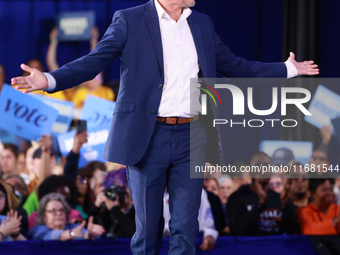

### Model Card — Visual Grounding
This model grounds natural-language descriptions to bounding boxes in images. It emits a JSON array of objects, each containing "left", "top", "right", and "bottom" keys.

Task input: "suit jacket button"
[
  {"left": 151, "top": 110, "right": 156, "bottom": 115},
  {"left": 158, "top": 84, "right": 163, "bottom": 89}
]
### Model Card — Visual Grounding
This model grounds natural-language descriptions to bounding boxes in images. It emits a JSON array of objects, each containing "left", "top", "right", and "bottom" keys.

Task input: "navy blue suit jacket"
[{"left": 50, "top": 0, "right": 286, "bottom": 166}]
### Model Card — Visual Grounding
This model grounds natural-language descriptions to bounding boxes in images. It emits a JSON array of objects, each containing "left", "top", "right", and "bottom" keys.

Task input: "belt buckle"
[{"left": 163, "top": 117, "right": 167, "bottom": 124}]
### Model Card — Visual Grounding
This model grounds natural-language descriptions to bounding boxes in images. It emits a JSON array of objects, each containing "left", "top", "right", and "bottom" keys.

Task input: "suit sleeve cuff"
[
  {"left": 285, "top": 60, "right": 298, "bottom": 79},
  {"left": 44, "top": 72, "right": 57, "bottom": 91}
]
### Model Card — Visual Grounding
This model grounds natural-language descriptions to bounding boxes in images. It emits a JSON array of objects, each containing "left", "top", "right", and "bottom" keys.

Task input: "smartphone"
[{"left": 76, "top": 120, "right": 87, "bottom": 134}]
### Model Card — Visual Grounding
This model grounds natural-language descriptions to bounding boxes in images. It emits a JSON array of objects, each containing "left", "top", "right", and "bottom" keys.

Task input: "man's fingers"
[
  {"left": 11, "top": 77, "right": 28, "bottom": 85},
  {"left": 22, "top": 88, "right": 39, "bottom": 94},
  {"left": 20, "top": 63, "right": 34, "bottom": 73}
]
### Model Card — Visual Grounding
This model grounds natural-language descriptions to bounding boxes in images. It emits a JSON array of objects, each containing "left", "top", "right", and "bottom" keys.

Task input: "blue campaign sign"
[
  {"left": 57, "top": 125, "right": 110, "bottom": 168},
  {"left": 81, "top": 95, "right": 115, "bottom": 129},
  {"left": 57, "top": 11, "right": 95, "bottom": 41},
  {"left": 0, "top": 86, "right": 58, "bottom": 141},
  {"left": 259, "top": 140, "right": 313, "bottom": 165},
  {"left": 31, "top": 94, "right": 74, "bottom": 135},
  {"left": 304, "top": 85, "right": 340, "bottom": 133}
]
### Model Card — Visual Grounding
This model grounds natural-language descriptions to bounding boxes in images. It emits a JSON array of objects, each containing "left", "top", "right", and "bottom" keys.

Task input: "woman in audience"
[
  {"left": 27, "top": 175, "right": 82, "bottom": 230},
  {"left": 0, "top": 180, "right": 28, "bottom": 237},
  {"left": 298, "top": 178, "right": 340, "bottom": 235},
  {"left": 75, "top": 169, "right": 95, "bottom": 220},
  {"left": 28, "top": 193, "right": 104, "bottom": 240}
]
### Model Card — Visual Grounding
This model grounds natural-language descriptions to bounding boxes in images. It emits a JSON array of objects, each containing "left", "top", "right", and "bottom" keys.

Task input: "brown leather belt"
[{"left": 156, "top": 115, "right": 199, "bottom": 124}]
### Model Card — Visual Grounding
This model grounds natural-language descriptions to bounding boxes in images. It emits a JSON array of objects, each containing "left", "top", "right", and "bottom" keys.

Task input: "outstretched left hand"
[{"left": 287, "top": 52, "right": 319, "bottom": 76}]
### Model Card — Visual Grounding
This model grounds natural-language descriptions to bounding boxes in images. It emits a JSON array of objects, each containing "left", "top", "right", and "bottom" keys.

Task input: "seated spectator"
[
  {"left": 5, "top": 174, "right": 29, "bottom": 206},
  {"left": 89, "top": 170, "right": 135, "bottom": 238},
  {"left": 0, "top": 210, "right": 26, "bottom": 241},
  {"left": 27, "top": 175, "right": 81, "bottom": 229},
  {"left": 0, "top": 180, "right": 28, "bottom": 237},
  {"left": 28, "top": 193, "right": 104, "bottom": 240},
  {"left": 298, "top": 178, "right": 340, "bottom": 235},
  {"left": 163, "top": 189, "right": 218, "bottom": 251},
  {"left": 1, "top": 143, "right": 19, "bottom": 178}
]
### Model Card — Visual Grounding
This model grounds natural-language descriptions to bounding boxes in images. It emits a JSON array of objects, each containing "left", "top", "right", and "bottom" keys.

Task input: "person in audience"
[
  {"left": 269, "top": 175, "right": 284, "bottom": 194},
  {"left": 1, "top": 143, "right": 19, "bottom": 178},
  {"left": 309, "top": 149, "right": 330, "bottom": 170},
  {"left": 25, "top": 145, "right": 39, "bottom": 192},
  {"left": 63, "top": 131, "right": 88, "bottom": 181},
  {"left": 75, "top": 169, "right": 95, "bottom": 220},
  {"left": 298, "top": 178, "right": 340, "bottom": 235},
  {"left": 0, "top": 180, "right": 28, "bottom": 237},
  {"left": 16, "top": 151, "right": 30, "bottom": 185},
  {"left": 90, "top": 171, "right": 108, "bottom": 197},
  {"left": 227, "top": 152, "right": 291, "bottom": 236},
  {"left": 89, "top": 170, "right": 135, "bottom": 238},
  {"left": 334, "top": 178, "right": 340, "bottom": 205},
  {"left": 27, "top": 175, "right": 81, "bottom": 230},
  {"left": 218, "top": 177, "right": 235, "bottom": 233},
  {"left": 163, "top": 189, "right": 218, "bottom": 251},
  {"left": 0, "top": 210, "right": 27, "bottom": 241},
  {"left": 71, "top": 72, "right": 115, "bottom": 108},
  {"left": 271, "top": 147, "right": 295, "bottom": 166},
  {"left": 28, "top": 193, "right": 104, "bottom": 240},
  {"left": 280, "top": 169, "right": 310, "bottom": 235},
  {"left": 204, "top": 178, "right": 219, "bottom": 196},
  {"left": 203, "top": 178, "right": 227, "bottom": 235},
  {"left": 46, "top": 27, "right": 100, "bottom": 100},
  {"left": 5, "top": 174, "right": 29, "bottom": 207}
]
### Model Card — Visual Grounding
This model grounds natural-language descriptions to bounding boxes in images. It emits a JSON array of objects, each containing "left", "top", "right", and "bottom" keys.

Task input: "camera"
[{"left": 104, "top": 184, "right": 126, "bottom": 205}]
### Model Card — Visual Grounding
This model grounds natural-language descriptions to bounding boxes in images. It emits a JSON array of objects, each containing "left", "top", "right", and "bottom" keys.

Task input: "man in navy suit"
[{"left": 12, "top": 0, "right": 319, "bottom": 254}]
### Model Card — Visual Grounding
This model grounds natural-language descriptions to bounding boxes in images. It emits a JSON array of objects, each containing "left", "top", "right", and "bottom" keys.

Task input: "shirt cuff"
[
  {"left": 285, "top": 60, "right": 298, "bottom": 79},
  {"left": 44, "top": 72, "right": 57, "bottom": 91}
]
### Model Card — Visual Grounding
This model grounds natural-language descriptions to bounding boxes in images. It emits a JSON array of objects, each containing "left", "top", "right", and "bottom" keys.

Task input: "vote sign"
[{"left": 0, "top": 86, "right": 58, "bottom": 141}]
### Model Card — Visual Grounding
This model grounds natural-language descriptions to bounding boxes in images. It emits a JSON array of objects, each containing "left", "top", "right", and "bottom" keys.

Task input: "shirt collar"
[{"left": 154, "top": 0, "right": 192, "bottom": 21}]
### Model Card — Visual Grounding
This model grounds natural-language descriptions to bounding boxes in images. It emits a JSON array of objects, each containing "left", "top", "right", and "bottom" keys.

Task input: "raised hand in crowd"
[
  {"left": 46, "top": 27, "right": 59, "bottom": 72},
  {"left": 72, "top": 131, "right": 88, "bottom": 154},
  {"left": 320, "top": 125, "right": 332, "bottom": 146}
]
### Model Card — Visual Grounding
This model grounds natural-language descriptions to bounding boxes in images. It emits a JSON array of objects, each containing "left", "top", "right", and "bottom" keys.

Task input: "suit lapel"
[
  {"left": 144, "top": 0, "right": 164, "bottom": 78},
  {"left": 187, "top": 13, "right": 208, "bottom": 77}
]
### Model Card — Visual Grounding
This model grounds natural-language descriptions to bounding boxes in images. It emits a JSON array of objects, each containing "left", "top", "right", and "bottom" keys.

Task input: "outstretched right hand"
[{"left": 11, "top": 64, "right": 48, "bottom": 93}]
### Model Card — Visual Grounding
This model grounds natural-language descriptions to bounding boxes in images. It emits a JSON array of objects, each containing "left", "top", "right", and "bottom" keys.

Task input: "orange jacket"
[{"left": 298, "top": 202, "right": 340, "bottom": 235}]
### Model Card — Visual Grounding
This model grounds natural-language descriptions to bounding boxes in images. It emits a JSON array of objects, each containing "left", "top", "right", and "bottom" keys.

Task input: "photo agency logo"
[{"left": 198, "top": 81, "right": 312, "bottom": 128}]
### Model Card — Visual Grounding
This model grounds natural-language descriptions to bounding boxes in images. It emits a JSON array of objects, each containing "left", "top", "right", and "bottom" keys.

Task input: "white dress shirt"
[{"left": 45, "top": 0, "right": 298, "bottom": 118}]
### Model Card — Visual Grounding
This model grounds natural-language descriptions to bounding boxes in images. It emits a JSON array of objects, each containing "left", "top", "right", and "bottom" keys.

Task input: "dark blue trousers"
[{"left": 127, "top": 120, "right": 207, "bottom": 255}]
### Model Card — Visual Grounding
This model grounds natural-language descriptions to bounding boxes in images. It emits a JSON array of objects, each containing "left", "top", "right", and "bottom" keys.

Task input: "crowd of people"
[{"left": 0, "top": 124, "right": 339, "bottom": 251}]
